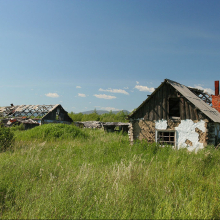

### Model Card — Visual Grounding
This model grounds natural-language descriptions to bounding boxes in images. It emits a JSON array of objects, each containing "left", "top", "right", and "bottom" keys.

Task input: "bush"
[
  {"left": 0, "top": 126, "right": 14, "bottom": 152},
  {"left": 10, "top": 123, "right": 25, "bottom": 131},
  {"left": 15, "top": 123, "right": 88, "bottom": 141}
]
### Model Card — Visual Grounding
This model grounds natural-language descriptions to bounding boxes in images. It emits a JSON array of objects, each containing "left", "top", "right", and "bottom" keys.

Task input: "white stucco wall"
[
  {"left": 155, "top": 119, "right": 167, "bottom": 130},
  {"left": 155, "top": 119, "right": 206, "bottom": 152}
]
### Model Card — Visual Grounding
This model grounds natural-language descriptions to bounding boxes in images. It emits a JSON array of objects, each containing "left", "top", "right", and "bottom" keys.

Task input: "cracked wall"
[
  {"left": 129, "top": 120, "right": 155, "bottom": 143},
  {"left": 129, "top": 119, "right": 208, "bottom": 151}
]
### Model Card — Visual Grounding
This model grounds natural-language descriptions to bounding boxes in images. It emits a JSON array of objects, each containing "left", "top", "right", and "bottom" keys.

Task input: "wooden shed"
[
  {"left": 103, "top": 122, "right": 129, "bottom": 133},
  {"left": 127, "top": 79, "right": 220, "bottom": 151}
]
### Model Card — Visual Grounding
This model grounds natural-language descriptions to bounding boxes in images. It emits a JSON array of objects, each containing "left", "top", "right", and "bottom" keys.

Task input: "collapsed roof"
[
  {"left": 0, "top": 104, "right": 58, "bottom": 118},
  {"left": 0, "top": 104, "right": 73, "bottom": 123}
]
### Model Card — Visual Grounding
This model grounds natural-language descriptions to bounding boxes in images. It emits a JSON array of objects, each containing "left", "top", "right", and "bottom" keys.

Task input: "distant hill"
[{"left": 80, "top": 110, "right": 130, "bottom": 115}]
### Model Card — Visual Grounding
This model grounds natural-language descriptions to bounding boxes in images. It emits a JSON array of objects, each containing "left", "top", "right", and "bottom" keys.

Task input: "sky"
[{"left": 1, "top": 0, "right": 220, "bottom": 113}]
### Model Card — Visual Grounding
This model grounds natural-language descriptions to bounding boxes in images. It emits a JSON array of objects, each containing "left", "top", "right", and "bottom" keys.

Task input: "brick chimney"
[{"left": 212, "top": 80, "right": 220, "bottom": 112}]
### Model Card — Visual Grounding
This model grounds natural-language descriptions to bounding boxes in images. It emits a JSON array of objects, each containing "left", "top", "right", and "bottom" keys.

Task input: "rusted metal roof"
[
  {"left": 0, "top": 104, "right": 60, "bottom": 118},
  {"left": 166, "top": 79, "right": 220, "bottom": 123}
]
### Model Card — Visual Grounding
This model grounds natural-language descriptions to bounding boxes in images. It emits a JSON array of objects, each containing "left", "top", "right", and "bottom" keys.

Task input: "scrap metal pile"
[{"left": 74, "top": 121, "right": 130, "bottom": 133}]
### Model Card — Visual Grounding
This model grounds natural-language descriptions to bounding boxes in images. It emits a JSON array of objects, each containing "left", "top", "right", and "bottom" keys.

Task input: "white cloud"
[
  {"left": 93, "top": 94, "right": 116, "bottom": 99},
  {"left": 76, "top": 86, "right": 81, "bottom": 89},
  {"left": 45, "top": 93, "right": 59, "bottom": 98},
  {"left": 101, "top": 107, "right": 120, "bottom": 111},
  {"left": 124, "top": 87, "right": 129, "bottom": 89},
  {"left": 99, "top": 88, "right": 129, "bottom": 95},
  {"left": 136, "top": 81, "right": 139, "bottom": 84},
  {"left": 78, "top": 93, "right": 86, "bottom": 97},
  {"left": 134, "top": 85, "right": 155, "bottom": 92},
  {"left": 194, "top": 85, "right": 214, "bottom": 95}
]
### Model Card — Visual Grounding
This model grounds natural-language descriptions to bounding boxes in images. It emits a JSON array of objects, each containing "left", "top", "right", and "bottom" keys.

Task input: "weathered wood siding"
[
  {"left": 132, "top": 82, "right": 206, "bottom": 121},
  {"left": 43, "top": 106, "right": 73, "bottom": 122}
]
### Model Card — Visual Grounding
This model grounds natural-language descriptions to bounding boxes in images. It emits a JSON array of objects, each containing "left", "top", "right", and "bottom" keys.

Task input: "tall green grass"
[
  {"left": 1, "top": 126, "right": 220, "bottom": 218},
  {"left": 14, "top": 123, "right": 88, "bottom": 141}
]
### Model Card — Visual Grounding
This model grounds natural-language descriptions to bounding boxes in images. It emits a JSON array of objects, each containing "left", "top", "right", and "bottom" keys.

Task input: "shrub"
[
  {"left": 15, "top": 123, "right": 88, "bottom": 141},
  {"left": 10, "top": 123, "right": 25, "bottom": 131},
  {"left": 0, "top": 126, "right": 14, "bottom": 152}
]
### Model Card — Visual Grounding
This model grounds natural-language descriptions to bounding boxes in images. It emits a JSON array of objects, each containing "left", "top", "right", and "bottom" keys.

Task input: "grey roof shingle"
[{"left": 167, "top": 79, "right": 220, "bottom": 123}]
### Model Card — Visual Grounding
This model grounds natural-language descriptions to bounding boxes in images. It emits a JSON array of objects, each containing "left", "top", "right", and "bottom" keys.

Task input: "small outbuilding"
[
  {"left": 127, "top": 79, "right": 220, "bottom": 151},
  {"left": 0, "top": 104, "right": 73, "bottom": 129},
  {"left": 103, "top": 122, "right": 129, "bottom": 133}
]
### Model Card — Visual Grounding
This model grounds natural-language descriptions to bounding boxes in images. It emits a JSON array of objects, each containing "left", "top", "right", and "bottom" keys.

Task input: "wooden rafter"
[{"left": 188, "top": 87, "right": 212, "bottom": 105}]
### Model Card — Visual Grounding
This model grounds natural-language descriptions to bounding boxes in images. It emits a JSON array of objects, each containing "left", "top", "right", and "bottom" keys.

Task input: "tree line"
[{"left": 68, "top": 110, "right": 129, "bottom": 122}]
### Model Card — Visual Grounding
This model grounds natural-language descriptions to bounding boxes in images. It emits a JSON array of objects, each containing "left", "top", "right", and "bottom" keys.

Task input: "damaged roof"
[
  {"left": 0, "top": 104, "right": 60, "bottom": 118},
  {"left": 129, "top": 79, "right": 220, "bottom": 123}
]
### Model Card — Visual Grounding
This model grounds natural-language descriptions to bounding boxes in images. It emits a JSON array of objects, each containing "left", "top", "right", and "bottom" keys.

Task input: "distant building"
[{"left": 0, "top": 104, "right": 73, "bottom": 129}]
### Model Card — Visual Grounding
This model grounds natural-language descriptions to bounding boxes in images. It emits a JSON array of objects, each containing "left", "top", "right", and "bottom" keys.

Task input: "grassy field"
[{"left": 1, "top": 124, "right": 220, "bottom": 219}]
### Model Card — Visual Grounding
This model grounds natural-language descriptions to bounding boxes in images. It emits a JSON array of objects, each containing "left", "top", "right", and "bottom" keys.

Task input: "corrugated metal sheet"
[{"left": 167, "top": 79, "right": 220, "bottom": 123}]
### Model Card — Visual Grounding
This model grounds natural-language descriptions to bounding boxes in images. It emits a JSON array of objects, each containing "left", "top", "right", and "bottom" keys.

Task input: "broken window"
[
  {"left": 169, "top": 98, "right": 180, "bottom": 118},
  {"left": 156, "top": 130, "right": 175, "bottom": 146}
]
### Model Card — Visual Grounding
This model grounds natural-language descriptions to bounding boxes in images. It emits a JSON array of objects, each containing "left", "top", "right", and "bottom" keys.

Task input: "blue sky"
[{"left": 1, "top": 0, "right": 220, "bottom": 113}]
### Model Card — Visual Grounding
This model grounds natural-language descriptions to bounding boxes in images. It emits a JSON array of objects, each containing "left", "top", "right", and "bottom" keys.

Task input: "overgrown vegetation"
[
  {"left": 69, "top": 110, "right": 129, "bottom": 122},
  {"left": 15, "top": 123, "right": 88, "bottom": 141},
  {"left": 1, "top": 125, "right": 220, "bottom": 218},
  {"left": 0, "top": 126, "right": 14, "bottom": 152}
]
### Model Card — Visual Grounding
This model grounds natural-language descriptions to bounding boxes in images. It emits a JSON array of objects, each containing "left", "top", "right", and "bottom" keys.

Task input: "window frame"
[{"left": 155, "top": 129, "right": 176, "bottom": 147}]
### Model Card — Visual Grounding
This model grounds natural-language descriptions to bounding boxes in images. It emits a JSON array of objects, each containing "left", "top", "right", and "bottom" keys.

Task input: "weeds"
[
  {"left": 15, "top": 123, "right": 88, "bottom": 142},
  {"left": 0, "top": 126, "right": 14, "bottom": 152},
  {"left": 0, "top": 128, "right": 220, "bottom": 218}
]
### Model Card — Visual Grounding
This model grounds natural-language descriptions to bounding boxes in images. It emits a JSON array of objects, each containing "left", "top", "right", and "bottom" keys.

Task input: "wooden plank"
[
  {"left": 159, "top": 88, "right": 163, "bottom": 120},
  {"left": 185, "top": 100, "right": 190, "bottom": 119},
  {"left": 149, "top": 104, "right": 154, "bottom": 121},
  {"left": 157, "top": 89, "right": 160, "bottom": 120},
  {"left": 144, "top": 103, "right": 149, "bottom": 120},
  {"left": 162, "top": 83, "right": 167, "bottom": 119},
  {"left": 189, "top": 103, "right": 195, "bottom": 120},
  {"left": 154, "top": 91, "right": 158, "bottom": 120},
  {"left": 194, "top": 108, "right": 199, "bottom": 120},
  {"left": 180, "top": 98, "right": 185, "bottom": 120}
]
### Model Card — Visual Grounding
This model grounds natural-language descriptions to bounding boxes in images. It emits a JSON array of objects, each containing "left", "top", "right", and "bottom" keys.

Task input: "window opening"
[
  {"left": 169, "top": 98, "right": 180, "bottom": 118},
  {"left": 56, "top": 108, "right": 60, "bottom": 120},
  {"left": 157, "top": 131, "right": 175, "bottom": 146}
]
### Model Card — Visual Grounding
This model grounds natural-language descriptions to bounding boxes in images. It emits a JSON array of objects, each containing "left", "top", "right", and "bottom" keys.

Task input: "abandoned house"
[
  {"left": 0, "top": 104, "right": 73, "bottom": 129},
  {"left": 127, "top": 79, "right": 220, "bottom": 151}
]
